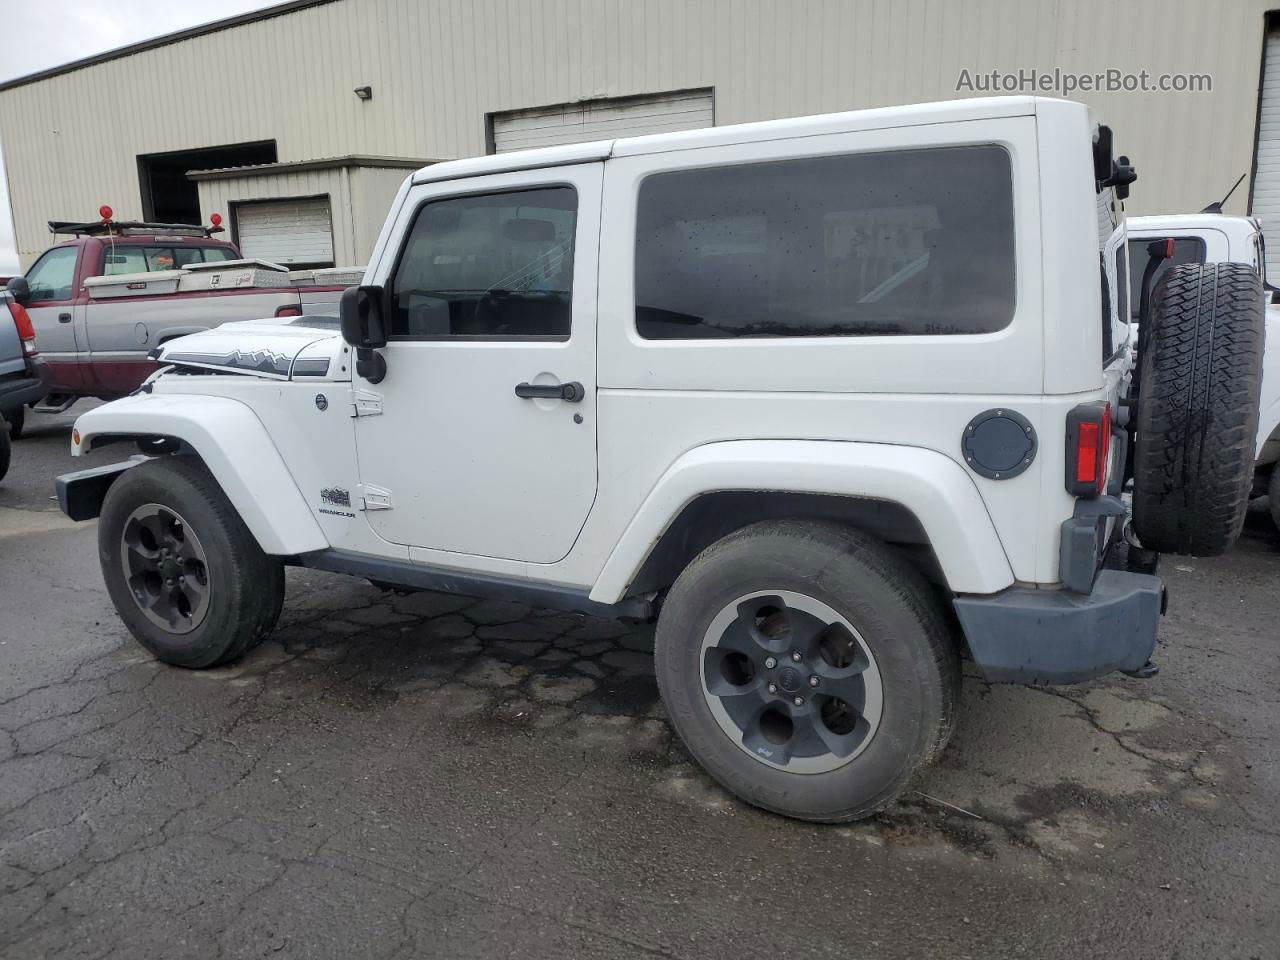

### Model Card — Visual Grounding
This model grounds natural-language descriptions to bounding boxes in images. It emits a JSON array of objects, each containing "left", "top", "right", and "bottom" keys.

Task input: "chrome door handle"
[{"left": 514, "top": 381, "right": 584, "bottom": 402}]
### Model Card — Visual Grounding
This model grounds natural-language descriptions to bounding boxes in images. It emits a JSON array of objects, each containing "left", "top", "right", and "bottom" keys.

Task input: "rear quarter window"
[{"left": 634, "top": 144, "right": 1016, "bottom": 339}]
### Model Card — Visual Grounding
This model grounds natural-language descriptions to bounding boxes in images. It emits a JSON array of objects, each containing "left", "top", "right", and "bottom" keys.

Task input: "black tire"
[
  {"left": 1270, "top": 466, "right": 1280, "bottom": 535},
  {"left": 99, "top": 455, "right": 284, "bottom": 668},
  {"left": 0, "top": 425, "right": 10, "bottom": 482},
  {"left": 654, "top": 519, "right": 960, "bottom": 823},
  {"left": 1132, "top": 262, "right": 1265, "bottom": 556},
  {"left": 5, "top": 405, "right": 24, "bottom": 440}
]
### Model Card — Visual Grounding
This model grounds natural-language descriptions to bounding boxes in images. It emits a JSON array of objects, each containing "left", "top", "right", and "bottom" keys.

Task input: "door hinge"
[
  {"left": 358, "top": 483, "right": 392, "bottom": 511},
  {"left": 349, "top": 389, "right": 383, "bottom": 417}
]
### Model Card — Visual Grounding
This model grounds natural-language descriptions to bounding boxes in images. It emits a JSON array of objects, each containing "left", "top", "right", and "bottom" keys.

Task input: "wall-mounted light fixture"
[{"left": 354, "top": 85, "right": 373, "bottom": 101}]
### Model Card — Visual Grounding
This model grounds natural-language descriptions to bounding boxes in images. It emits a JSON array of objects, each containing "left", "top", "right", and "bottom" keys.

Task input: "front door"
[
  {"left": 352, "top": 164, "right": 602, "bottom": 564},
  {"left": 21, "top": 245, "right": 86, "bottom": 390}
]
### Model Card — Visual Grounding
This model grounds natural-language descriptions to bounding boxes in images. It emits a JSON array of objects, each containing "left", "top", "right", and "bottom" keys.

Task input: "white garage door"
[
  {"left": 492, "top": 89, "right": 713, "bottom": 153},
  {"left": 235, "top": 197, "right": 334, "bottom": 266},
  {"left": 1253, "top": 27, "right": 1280, "bottom": 283}
]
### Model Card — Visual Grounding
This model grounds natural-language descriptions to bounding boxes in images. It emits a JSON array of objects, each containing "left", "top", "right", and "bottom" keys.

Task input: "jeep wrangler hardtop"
[{"left": 56, "top": 96, "right": 1265, "bottom": 821}]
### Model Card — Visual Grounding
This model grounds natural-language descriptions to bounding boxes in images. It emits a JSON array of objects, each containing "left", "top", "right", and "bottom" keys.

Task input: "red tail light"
[
  {"left": 6, "top": 300, "right": 38, "bottom": 357},
  {"left": 1065, "top": 402, "right": 1111, "bottom": 497},
  {"left": 274, "top": 305, "right": 303, "bottom": 318}
]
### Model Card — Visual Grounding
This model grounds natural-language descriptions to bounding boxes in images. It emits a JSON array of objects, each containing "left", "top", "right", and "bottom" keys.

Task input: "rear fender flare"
[
  {"left": 588, "top": 440, "right": 1015, "bottom": 603},
  {"left": 71, "top": 394, "right": 327, "bottom": 555}
]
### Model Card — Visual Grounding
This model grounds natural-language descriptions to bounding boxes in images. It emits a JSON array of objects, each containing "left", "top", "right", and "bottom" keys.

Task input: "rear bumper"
[
  {"left": 0, "top": 357, "right": 51, "bottom": 411},
  {"left": 953, "top": 570, "right": 1164, "bottom": 685}
]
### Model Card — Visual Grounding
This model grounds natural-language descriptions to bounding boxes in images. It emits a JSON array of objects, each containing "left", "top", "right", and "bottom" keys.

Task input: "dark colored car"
[{"left": 0, "top": 289, "right": 51, "bottom": 478}]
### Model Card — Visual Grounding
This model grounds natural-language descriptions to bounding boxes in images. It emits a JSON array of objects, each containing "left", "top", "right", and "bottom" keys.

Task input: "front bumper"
[
  {"left": 953, "top": 570, "right": 1164, "bottom": 685},
  {"left": 0, "top": 357, "right": 51, "bottom": 411},
  {"left": 56, "top": 459, "right": 138, "bottom": 521}
]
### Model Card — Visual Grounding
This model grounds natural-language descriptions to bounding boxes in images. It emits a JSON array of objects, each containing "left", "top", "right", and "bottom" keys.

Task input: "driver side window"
[
  {"left": 388, "top": 185, "right": 577, "bottom": 339},
  {"left": 25, "top": 245, "right": 79, "bottom": 302}
]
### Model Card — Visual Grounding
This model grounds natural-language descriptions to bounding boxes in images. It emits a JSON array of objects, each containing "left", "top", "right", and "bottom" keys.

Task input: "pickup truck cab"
[
  {"left": 56, "top": 97, "right": 1265, "bottom": 822},
  {"left": 4, "top": 217, "right": 351, "bottom": 410}
]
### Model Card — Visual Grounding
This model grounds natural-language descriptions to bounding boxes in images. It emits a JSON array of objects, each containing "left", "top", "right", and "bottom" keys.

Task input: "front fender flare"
[
  {"left": 588, "top": 440, "right": 1015, "bottom": 603},
  {"left": 71, "top": 394, "right": 328, "bottom": 556}
]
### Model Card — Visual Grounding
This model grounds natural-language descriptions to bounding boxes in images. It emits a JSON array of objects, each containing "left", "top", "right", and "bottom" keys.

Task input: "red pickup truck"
[{"left": 4, "top": 216, "right": 354, "bottom": 413}]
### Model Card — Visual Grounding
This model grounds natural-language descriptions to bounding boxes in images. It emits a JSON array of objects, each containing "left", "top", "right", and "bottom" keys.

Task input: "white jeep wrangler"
[{"left": 56, "top": 97, "right": 1265, "bottom": 822}]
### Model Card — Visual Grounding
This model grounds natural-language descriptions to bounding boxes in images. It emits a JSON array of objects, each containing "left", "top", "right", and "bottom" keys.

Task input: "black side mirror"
[
  {"left": 5, "top": 276, "right": 30, "bottom": 305},
  {"left": 340, "top": 284, "right": 388, "bottom": 348},
  {"left": 339, "top": 284, "right": 388, "bottom": 384}
]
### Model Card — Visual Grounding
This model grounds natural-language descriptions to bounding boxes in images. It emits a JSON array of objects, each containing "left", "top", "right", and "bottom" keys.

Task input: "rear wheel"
[
  {"left": 0, "top": 425, "right": 10, "bottom": 482},
  {"left": 655, "top": 519, "right": 959, "bottom": 822},
  {"left": 99, "top": 456, "right": 284, "bottom": 668},
  {"left": 5, "top": 406, "right": 24, "bottom": 440},
  {"left": 1132, "top": 262, "right": 1265, "bottom": 555}
]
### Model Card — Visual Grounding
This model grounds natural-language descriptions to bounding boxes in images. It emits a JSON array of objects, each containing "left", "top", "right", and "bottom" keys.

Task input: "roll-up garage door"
[
  {"left": 491, "top": 89, "right": 713, "bottom": 153},
  {"left": 235, "top": 197, "right": 334, "bottom": 267},
  {"left": 1253, "top": 27, "right": 1280, "bottom": 283}
]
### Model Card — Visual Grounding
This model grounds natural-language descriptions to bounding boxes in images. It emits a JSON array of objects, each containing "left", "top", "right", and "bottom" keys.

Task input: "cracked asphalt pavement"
[{"left": 2, "top": 407, "right": 1278, "bottom": 959}]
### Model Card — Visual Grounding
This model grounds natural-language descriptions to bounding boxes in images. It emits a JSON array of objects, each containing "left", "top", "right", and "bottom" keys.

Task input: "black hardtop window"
[
  {"left": 634, "top": 144, "right": 1016, "bottom": 339},
  {"left": 388, "top": 186, "right": 577, "bottom": 339}
]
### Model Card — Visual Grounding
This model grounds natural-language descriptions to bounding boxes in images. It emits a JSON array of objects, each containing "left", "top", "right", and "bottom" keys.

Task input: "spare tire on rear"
[{"left": 1132, "top": 262, "right": 1265, "bottom": 556}]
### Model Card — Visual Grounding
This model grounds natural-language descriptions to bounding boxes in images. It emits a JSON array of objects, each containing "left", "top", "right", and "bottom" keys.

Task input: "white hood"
[{"left": 154, "top": 316, "right": 348, "bottom": 381}]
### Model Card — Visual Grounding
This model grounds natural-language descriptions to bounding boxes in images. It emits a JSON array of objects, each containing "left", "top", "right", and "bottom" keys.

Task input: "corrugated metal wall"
[
  {"left": 0, "top": 0, "right": 1273, "bottom": 266},
  {"left": 349, "top": 166, "right": 412, "bottom": 263},
  {"left": 195, "top": 168, "right": 356, "bottom": 265}
]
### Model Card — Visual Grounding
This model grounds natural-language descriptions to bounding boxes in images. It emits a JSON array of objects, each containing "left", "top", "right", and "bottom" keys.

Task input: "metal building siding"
[
  {"left": 196, "top": 168, "right": 356, "bottom": 266},
  {"left": 349, "top": 166, "right": 411, "bottom": 265},
  {"left": 1253, "top": 27, "right": 1280, "bottom": 280},
  {"left": 0, "top": 0, "right": 1275, "bottom": 266},
  {"left": 491, "top": 89, "right": 714, "bottom": 152}
]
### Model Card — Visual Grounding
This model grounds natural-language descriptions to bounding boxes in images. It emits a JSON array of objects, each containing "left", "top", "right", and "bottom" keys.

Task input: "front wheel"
[
  {"left": 99, "top": 456, "right": 284, "bottom": 668},
  {"left": 655, "top": 520, "right": 960, "bottom": 822}
]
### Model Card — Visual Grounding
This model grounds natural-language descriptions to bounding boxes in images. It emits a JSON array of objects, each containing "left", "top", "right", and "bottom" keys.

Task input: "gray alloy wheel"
[
  {"left": 699, "top": 590, "right": 884, "bottom": 775},
  {"left": 118, "top": 502, "right": 212, "bottom": 634}
]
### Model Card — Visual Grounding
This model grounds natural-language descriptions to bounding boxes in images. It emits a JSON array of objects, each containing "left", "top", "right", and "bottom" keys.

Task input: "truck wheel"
[
  {"left": 654, "top": 519, "right": 960, "bottom": 822},
  {"left": 5, "top": 406, "right": 24, "bottom": 440},
  {"left": 0, "top": 426, "right": 10, "bottom": 482},
  {"left": 99, "top": 456, "right": 284, "bottom": 668},
  {"left": 1132, "top": 263, "right": 1265, "bottom": 556},
  {"left": 1270, "top": 467, "right": 1280, "bottom": 535}
]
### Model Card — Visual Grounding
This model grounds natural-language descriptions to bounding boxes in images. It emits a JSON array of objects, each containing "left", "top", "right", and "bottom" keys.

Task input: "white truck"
[
  {"left": 1127, "top": 213, "right": 1280, "bottom": 531},
  {"left": 55, "top": 97, "right": 1266, "bottom": 822}
]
